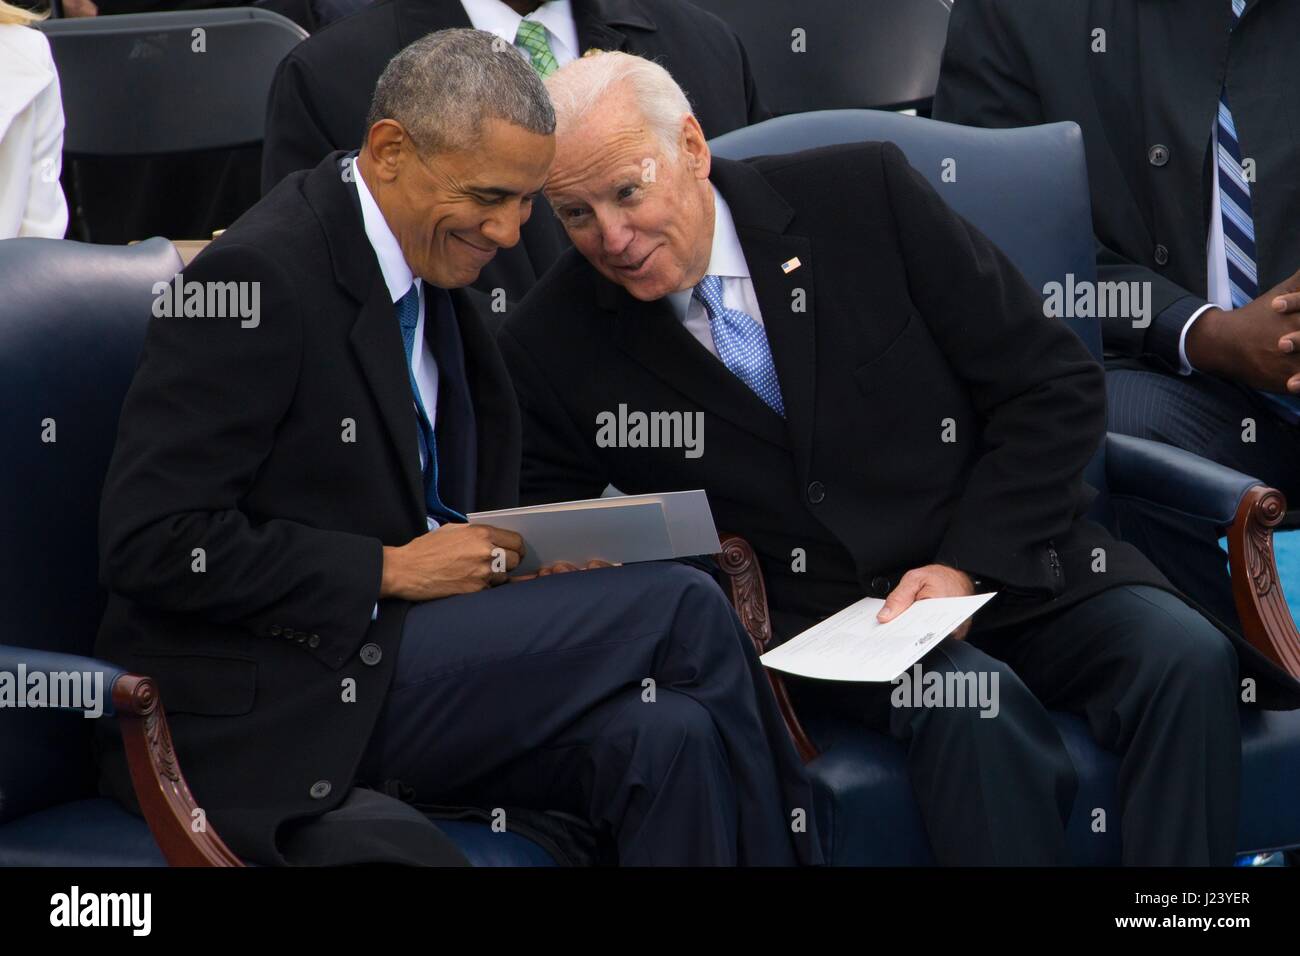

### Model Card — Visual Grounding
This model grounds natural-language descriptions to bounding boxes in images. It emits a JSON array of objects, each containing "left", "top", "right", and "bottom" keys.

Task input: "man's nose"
[
  {"left": 596, "top": 211, "right": 634, "bottom": 258},
  {"left": 480, "top": 203, "right": 524, "bottom": 249}
]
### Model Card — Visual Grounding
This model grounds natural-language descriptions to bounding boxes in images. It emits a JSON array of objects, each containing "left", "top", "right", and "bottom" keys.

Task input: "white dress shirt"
[
  {"left": 667, "top": 185, "right": 765, "bottom": 358},
  {"left": 1177, "top": 123, "right": 1236, "bottom": 375},
  {"left": 354, "top": 163, "right": 442, "bottom": 534},
  {"left": 459, "top": 0, "right": 581, "bottom": 67}
]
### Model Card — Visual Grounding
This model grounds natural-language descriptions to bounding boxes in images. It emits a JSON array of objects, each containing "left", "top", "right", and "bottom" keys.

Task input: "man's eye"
[
  {"left": 617, "top": 185, "right": 638, "bottom": 201},
  {"left": 563, "top": 207, "right": 589, "bottom": 221}
]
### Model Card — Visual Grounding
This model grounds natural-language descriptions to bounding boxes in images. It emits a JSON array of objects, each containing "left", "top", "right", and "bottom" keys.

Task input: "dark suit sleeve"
[
  {"left": 99, "top": 242, "right": 382, "bottom": 668},
  {"left": 497, "top": 325, "right": 611, "bottom": 506},
  {"left": 933, "top": 0, "right": 1208, "bottom": 369},
  {"left": 878, "top": 142, "right": 1105, "bottom": 596},
  {"left": 261, "top": 51, "right": 338, "bottom": 196}
]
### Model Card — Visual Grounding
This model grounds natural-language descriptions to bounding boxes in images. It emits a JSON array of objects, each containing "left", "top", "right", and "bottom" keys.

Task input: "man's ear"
[
  {"left": 363, "top": 119, "right": 409, "bottom": 183},
  {"left": 680, "top": 114, "right": 711, "bottom": 180}
]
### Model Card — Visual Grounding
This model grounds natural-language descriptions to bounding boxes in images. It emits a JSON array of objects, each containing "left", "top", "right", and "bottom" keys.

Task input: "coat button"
[
  {"left": 308, "top": 634, "right": 321, "bottom": 649},
  {"left": 269, "top": 625, "right": 282, "bottom": 637},
  {"left": 360, "top": 643, "right": 382, "bottom": 666},
  {"left": 807, "top": 481, "right": 826, "bottom": 504},
  {"left": 309, "top": 780, "right": 331, "bottom": 799},
  {"left": 1147, "top": 144, "right": 1169, "bottom": 166},
  {"left": 1154, "top": 244, "right": 1169, "bottom": 266},
  {"left": 871, "top": 576, "right": 891, "bottom": 597}
]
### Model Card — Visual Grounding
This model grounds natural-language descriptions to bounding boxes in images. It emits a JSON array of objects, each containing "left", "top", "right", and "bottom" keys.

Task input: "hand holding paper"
[{"left": 760, "top": 593, "right": 997, "bottom": 683}]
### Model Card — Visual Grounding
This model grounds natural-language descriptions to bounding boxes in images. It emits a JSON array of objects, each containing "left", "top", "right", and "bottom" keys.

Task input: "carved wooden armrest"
[
  {"left": 1226, "top": 487, "right": 1300, "bottom": 678},
  {"left": 114, "top": 674, "right": 244, "bottom": 866},
  {"left": 715, "top": 533, "right": 819, "bottom": 763}
]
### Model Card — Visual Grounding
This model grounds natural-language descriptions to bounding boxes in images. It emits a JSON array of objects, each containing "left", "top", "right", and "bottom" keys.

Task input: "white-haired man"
[{"left": 499, "top": 51, "right": 1300, "bottom": 865}]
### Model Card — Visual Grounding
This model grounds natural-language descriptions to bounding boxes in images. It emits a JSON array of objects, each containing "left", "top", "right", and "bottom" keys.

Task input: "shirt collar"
[
  {"left": 459, "top": 0, "right": 580, "bottom": 61},
  {"left": 667, "top": 184, "right": 749, "bottom": 320},
  {"left": 354, "top": 159, "right": 418, "bottom": 304}
]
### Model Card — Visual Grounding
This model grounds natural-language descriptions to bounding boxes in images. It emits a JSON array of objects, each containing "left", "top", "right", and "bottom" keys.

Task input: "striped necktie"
[
  {"left": 515, "top": 20, "right": 559, "bottom": 78},
  {"left": 1219, "top": 1, "right": 1300, "bottom": 422},
  {"left": 1218, "top": 0, "right": 1256, "bottom": 308},
  {"left": 694, "top": 274, "right": 786, "bottom": 417}
]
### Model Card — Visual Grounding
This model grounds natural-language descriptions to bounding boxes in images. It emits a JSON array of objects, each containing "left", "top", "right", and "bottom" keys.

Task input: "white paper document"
[
  {"left": 467, "top": 489, "right": 722, "bottom": 574},
  {"left": 760, "top": 593, "right": 998, "bottom": 682}
]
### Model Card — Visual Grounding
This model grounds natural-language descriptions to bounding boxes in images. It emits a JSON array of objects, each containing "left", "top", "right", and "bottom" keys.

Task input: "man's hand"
[
  {"left": 510, "top": 558, "right": 619, "bottom": 583},
  {"left": 63, "top": 0, "right": 98, "bottom": 16},
  {"left": 877, "top": 565, "right": 977, "bottom": 639},
  {"left": 1185, "top": 268, "right": 1300, "bottom": 394},
  {"left": 379, "top": 524, "right": 524, "bottom": 601}
]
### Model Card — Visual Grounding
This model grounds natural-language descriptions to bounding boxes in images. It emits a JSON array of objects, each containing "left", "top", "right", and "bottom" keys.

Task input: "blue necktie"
[
  {"left": 1218, "top": 0, "right": 1256, "bottom": 309},
  {"left": 396, "top": 283, "right": 465, "bottom": 523},
  {"left": 693, "top": 274, "right": 786, "bottom": 417},
  {"left": 1219, "top": 1, "right": 1300, "bottom": 422}
]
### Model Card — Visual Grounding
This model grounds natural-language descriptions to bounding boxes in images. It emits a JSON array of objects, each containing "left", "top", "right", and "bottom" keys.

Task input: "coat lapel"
[
  {"left": 716, "top": 157, "right": 818, "bottom": 474},
  {"left": 350, "top": 283, "right": 427, "bottom": 524},
  {"left": 605, "top": 157, "right": 816, "bottom": 458},
  {"left": 307, "top": 152, "right": 426, "bottom": 528},
  {"left": 609, "top": 288, "right": 788, "bottom": 450}
]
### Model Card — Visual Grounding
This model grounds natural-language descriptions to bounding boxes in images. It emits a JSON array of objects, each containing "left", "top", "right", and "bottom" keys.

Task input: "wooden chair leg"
[
  {"left": 716, "top": 533, "right": 820, "bottom": 763},
  {"left": 1226, "top": 486, "right": 1300, "bottom": 678},
  {"left": 114, "top": 674, "right": 245, "bottom": 866}
]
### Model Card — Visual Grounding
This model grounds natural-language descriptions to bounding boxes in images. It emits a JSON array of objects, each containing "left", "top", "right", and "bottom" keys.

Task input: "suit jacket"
[
  {"left": 932, "top": 0, "right": 1300, "bottom": 372},
  {"left": 260, "top": 0, "right": 769, "bottom": 304},
  {"left": 94, "top": 151, "right": 522, "bottom": 866},
  {"left": 501, "top": 145, "right": 1300, "bottom": 709}
]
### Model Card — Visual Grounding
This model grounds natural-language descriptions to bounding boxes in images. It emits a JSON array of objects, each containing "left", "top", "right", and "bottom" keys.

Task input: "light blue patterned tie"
[
  {"left": 1218, "top": 0, "right": 1257, "bottom": 309},
  {"left": 1219, "top": 1, "right": 1300, "bottom": 422},
  {"left": 694, "top": 274, "right": 785, "bottom": 417},
  {"left": 396, "top": 283, "right": 464, "bottom": 522}
]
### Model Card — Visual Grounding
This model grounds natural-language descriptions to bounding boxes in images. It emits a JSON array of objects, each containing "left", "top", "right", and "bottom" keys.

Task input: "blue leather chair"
[
  {"left": 0, "top": 237, "right": 556, "bottom": 867},
  {"left": 710, "top": 110, "right": 1300, "bottom": 864}
]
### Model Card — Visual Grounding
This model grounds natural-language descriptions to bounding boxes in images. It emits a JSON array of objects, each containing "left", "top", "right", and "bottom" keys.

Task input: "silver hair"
[
  {"left": 365, "top": 28, "right": 556, "bottom": 154},
  {"left": 544, "top": 51, "right": 694, "bottom": 160}
]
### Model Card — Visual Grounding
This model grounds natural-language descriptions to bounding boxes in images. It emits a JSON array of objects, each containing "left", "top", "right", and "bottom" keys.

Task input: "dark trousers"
[
  {"left": 790, "top": 585, "right": 1240, "bottom": 865},
  {"left": 1106, "top": 364, "right": 1300, "bottom": 631},
  {"left": 361, "top": 562, "right": 822, "bottom": 866}
]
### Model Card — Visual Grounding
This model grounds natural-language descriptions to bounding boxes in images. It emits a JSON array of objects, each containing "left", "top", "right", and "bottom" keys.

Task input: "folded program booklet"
[{"left": 467, "top": 489, "right": 723, "bottom": 575}]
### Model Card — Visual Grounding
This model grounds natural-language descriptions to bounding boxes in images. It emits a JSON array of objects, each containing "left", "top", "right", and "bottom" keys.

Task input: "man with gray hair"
[
  {"left": 95, "top": 30, "right": 820, "bottom": 867},
  {"left": 500, "top": 51, "right": 1292, "bottom": 865}
]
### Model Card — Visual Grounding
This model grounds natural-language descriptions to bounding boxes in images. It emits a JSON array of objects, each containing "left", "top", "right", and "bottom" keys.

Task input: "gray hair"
[
  {"left": 365, "top": 28, "right": 556, "bottom": 154},
  {"left": 545, "top": 51, "right": 694, "bottom": 160}
]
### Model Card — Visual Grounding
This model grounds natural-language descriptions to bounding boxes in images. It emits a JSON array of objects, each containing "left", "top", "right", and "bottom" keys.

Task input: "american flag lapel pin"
[{"left": 781, "top": 257, "right": 802, "bottom": 274}]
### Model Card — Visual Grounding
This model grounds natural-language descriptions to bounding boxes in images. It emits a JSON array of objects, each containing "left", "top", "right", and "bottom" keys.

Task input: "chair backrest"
[
  {"left": 690, "top": 0, "right": 953, "bottom": 114},
  {"left": 0, "top": 237, "right": 182, "bottom": 819},
  {"left": 38, "top": 8, "right": 307, "bottom": 156},
  {"left": 708, "top": 109, "right": 1111, "bottom": 514}
]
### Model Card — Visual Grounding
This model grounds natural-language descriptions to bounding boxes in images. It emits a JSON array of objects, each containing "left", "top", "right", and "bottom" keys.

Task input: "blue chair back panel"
[
  {"left": 690, "top": 0, "right": 953, "bottom": 114},
  {"left": 39, "top": 9, "right": 307, "bottom": 156},
  {"left": 0, "top": 237, "right": 182, "bottom": 821}
]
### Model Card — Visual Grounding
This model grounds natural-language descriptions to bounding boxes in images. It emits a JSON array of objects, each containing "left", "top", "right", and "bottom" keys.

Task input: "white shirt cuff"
[{"left": 1177, "top": 303, "right": 1220, "bottom": 375}]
